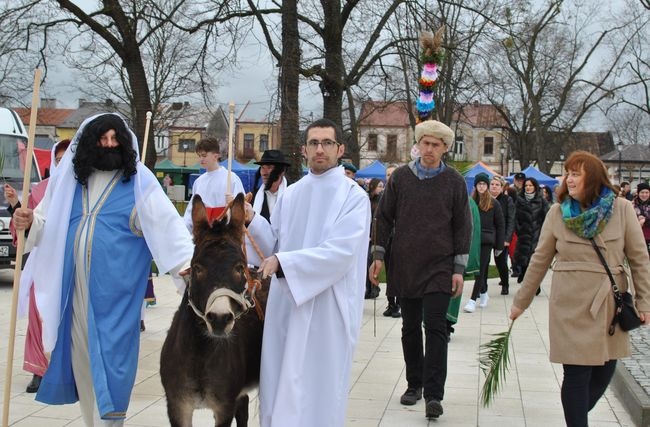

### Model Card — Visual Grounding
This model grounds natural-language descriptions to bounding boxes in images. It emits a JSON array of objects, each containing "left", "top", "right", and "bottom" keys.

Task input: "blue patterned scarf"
[{"left": 561, "top": 187, "right": 615, "bottom": 239}]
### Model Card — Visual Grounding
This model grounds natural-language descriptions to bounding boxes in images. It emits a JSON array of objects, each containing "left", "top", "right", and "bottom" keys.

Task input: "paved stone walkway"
[
  {"left": 0, "top": 272, "right": 643, "bottom": 426},
  {"left": 623, "top": 327, "right": 650, "bottom": 397}
]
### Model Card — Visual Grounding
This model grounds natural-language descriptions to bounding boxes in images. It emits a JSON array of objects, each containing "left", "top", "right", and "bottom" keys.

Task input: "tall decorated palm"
[{"left": 416, "top": 28, "right": 445, "bottom": 123}]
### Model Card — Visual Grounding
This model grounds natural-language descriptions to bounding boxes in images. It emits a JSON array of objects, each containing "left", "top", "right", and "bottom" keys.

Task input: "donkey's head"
[{"left": 188, "top": 193, "right": 249, "bottom": 337}]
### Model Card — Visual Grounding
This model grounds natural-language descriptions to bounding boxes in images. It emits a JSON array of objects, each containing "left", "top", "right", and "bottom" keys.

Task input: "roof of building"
[
  {"left": 600, "top": 143, "right": 650, "bottom": 163},
  {"left": 453, "top": 102, "right": 508, "bottom": 129},
  {"left": 358, "top": 100, "right": 508, "bottom": 129},
  {"left": 14, "top": 107, "right": 75, "bottom": 127},
  {"left": 358, "top": 101, "right": 410, "bottom": 127},
  {"left": 59, "top": 100, "right": 131, "bottom": 128}
]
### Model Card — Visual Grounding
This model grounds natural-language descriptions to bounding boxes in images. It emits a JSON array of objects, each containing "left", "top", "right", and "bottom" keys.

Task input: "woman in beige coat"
[{"left": 510, "top": 151, "right": 650, "bottom": 427}]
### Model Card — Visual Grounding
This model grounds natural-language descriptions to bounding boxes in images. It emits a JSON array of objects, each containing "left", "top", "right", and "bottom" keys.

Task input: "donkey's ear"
[
  {"left": 228, "top": 193, "right": 246, "bottom": 243},
  {"left": 191, "top": 195, "right": 210, "bottom": 243}
]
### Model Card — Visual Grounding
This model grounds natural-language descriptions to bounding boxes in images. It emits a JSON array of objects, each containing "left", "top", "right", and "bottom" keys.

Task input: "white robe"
[
  {"left": 180, "top": 166, "right": 271, "bottom": 265},
  {"left": 248, "top": 166, "right": 370, "bottom": 427},
  {"left": 252, "top": 176, "right": 287, "bottom": 216},
  {"left": 183, "top": 166, "right": 245, "bottom": 231}
]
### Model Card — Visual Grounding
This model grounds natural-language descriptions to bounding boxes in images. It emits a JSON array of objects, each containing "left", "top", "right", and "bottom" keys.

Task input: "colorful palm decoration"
[{"left": 416, "top": 27, "right": 445, "bottom": 123}]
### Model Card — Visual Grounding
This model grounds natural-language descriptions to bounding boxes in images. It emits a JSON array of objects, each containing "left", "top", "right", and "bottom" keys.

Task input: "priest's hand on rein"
[
  {"left": 13, "top": 207, "right": 33, "bottom": 231},
  {"left": 244, "top": 202, "right": 255, "bottom": 224},
  {"left": 259, "top": 255, "right": 279, "bottom": 280},
  {"left": 369, "top": 260, "right": 383, "bottom": 286}
]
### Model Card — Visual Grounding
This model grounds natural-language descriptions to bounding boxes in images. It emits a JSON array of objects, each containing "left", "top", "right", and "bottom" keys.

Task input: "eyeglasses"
[{"left": 305, "top": 139, "right": 339, "bottom": 148}]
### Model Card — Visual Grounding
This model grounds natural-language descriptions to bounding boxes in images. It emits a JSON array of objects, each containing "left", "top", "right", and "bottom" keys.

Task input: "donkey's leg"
[
  {"left": 167, "top": 399, "right": 194, "bottom": 427},
  {"left": 234, "top": 394, "right": 250, "bottom": 427},
  {"left": 214, "top": 403, "right": 236, "bottom": 427}
]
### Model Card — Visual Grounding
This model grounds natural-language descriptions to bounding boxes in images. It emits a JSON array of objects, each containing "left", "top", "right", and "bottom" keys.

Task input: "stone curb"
[{"left": 611, "top": 363, "right": 650, "bottom": 427}]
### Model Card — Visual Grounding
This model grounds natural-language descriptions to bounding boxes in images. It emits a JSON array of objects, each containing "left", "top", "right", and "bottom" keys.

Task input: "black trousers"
[
  {"left": 400, "top": 292, "right": 451, "bottom": 401},
  {"left": 494, "top": 244, "right": 509, "bottom": 288},
  {"left": 470, "top": 244, "right": 492, "bottom": 300},
  {"left": 561, "top": 360, "right": 617, "bottom": 427}
]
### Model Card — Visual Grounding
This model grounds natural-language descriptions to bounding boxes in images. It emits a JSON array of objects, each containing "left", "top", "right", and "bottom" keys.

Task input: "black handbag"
[{"left": 590, "top": 238, "right": 642, "bottom": 335}]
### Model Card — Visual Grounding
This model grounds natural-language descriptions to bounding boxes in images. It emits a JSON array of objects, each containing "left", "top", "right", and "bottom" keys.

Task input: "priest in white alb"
[{"left": 246, "top": 118, "right": 371, "bottom": 427}]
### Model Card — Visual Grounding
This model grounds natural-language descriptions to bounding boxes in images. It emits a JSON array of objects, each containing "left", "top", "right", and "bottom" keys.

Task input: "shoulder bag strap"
[{"left": 589, "top": 237, "right": 622, "bottom": 335}]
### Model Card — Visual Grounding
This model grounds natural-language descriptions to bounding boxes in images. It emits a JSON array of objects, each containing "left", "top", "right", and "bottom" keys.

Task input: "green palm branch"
[{"left": 479, "top": 320, "right": 515, "bottom": 407}]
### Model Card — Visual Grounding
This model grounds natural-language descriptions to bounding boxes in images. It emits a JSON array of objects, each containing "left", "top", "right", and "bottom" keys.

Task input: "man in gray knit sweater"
[{"left": 369, "top": 119, "right": 472, "bottom": 419}]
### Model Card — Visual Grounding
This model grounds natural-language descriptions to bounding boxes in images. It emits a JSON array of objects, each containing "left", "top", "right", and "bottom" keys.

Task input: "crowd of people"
[{"left": 5, "top": 111, "right": 650, "bottom": 427}]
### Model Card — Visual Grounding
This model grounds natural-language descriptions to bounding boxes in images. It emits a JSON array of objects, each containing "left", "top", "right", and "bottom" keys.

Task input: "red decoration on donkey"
[{"left": 160, "top": 193, "right": 269, "bottom": 427}]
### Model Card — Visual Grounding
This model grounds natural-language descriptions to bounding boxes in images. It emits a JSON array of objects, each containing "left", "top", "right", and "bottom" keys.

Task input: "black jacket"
[
  {"left": 477, "top": 197, "right": 505, "bottom": 251},
  {"left": 514, "top": 191, "right": 549, "bottom": 266},
  {"left": 496, "top": 192, "right": 515, "bottom": 242}
]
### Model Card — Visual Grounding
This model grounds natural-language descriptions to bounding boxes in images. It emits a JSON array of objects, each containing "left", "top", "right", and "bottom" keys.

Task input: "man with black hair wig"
[
  {"left": 252, "top": 149, "right": 290, "bottom": 221},
  {"left": 12, "top": 113, "right": 194, "bottom": 425}
]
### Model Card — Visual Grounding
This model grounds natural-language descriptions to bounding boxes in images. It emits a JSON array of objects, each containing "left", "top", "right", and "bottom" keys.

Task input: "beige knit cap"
[{"left": 414, "top": 120, "right": 454, "bottom": 145}]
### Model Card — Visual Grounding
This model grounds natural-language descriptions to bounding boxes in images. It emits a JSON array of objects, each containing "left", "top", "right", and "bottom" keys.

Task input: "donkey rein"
[{"left": 241, "top": 227, "right": 265, "bottom": 321}]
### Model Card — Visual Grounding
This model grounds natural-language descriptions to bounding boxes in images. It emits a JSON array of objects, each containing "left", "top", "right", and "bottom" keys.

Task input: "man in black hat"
[
  {"left": 513, "top": 172, "right": 526, "bottom": 192},
  {"left": 253, "top": 149, "right": 290, "bottom": 221}
]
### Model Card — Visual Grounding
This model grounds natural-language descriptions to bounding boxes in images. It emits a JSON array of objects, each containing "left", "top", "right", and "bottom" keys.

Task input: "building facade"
[{"left": 235, "top": 120, "right": 280, "bottom": 161}]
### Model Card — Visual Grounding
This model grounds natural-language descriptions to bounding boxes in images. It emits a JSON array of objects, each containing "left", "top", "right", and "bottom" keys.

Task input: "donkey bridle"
[{"left": 185, "top": 261, "right": 265, "bottom": 324}]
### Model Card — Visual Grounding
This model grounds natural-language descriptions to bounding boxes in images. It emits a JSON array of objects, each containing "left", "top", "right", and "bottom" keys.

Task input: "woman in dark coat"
[
  {"left": 365, "top": 178, "right": 384, "bottom": 299},
  {"left": 490, "top": 175, "right": 515, "bottom": 295},
  {"left": 463, "top": 173, "right": 504, "bottom": 312},
  {"left": 514, "top": 177, "right": 550, "bottom": 292}
]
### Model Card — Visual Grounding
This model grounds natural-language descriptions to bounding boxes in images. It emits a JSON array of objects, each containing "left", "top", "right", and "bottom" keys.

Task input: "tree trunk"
[
  {"left": 124, "top": 59, "right": 154, "bottom": 169},
  {"left": 320, "top": 0, "right": 344, "bottom": 127},
  {"left": 280, "top": 0, "right": 302, "bottom": 184},
  {"left": 345, "top": 87, "right": 360, "bottom": 166}
]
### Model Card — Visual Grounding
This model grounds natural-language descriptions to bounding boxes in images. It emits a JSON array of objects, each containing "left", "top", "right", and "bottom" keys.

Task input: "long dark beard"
[{"left": 93, "top": 147, "right": 124, "bottom": 171}]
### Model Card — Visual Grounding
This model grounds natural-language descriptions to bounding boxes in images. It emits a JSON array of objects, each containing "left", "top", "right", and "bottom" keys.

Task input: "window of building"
[
  {"left": 484, "top": 136, "right": 494, "bottom": 156},
  {"left": 386, "top": 134, "right": 397, "bottom": 158},
  {"left": 244, "top": 133, "right": 254, "bottom": 149},
  {"left": 367, "top": 133, "right": 378, "bottom": 151},
  {"left": 259, "top": 134, "right": 268, "bottom": 152},
  {"left": 454, "top": 134, "right": 464, "bottom": 155},
  {"left": 243, "top": 133, "right": 255, "bottom": 157},
  {"left": 178, "top": 139, "right": 195, "bottom": 152}
]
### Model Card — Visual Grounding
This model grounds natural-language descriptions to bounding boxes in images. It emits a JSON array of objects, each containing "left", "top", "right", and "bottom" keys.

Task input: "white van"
[{"left": 0, "top": 107, "right": 42, "bottom": 268}]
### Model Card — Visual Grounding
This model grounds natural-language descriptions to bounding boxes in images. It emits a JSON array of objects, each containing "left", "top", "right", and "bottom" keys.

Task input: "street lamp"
[
  {"left": 559, "top": 153, "right": 565, "bottom": 175},
  {"left": 499, "top": 145, "right": 506, "bottom": 175},
  {"left": 182, "top": 141, "right": 189, "bottom": 167},
  {"left": 617, "top": 142, "right": 623, "bottom": 183}
]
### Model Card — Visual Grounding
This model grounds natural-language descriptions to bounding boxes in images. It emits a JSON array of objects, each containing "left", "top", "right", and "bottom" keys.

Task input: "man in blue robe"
[{"left": 13, "top": 113, "right": 194, "bottom": 426}]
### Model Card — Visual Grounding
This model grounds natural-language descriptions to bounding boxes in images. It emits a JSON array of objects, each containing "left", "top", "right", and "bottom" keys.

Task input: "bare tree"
[
  {"left": 248, "top": 0, "right": 407, "bottom": 125},
  {"left": 1, "top": 0, "right": 247, "bottom": 169},
  {"left": 473, "top": 0, "right": 641, "bottom": 173},
  {"left": 279, "top": 0, "right": 302, "bottom": 183},
  {"left": 600, "top": 0, "right": 650, "bottom": 141}
]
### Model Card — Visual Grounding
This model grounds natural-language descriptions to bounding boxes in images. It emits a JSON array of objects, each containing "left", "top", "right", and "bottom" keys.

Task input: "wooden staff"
[
  {"left": 3, "top": 69, "right": 41, "bottom": 427},
  {"left": 227, "top": 101, "right": 235, "bottom": 194},
  {"left": 140, "top": 111, "right": 152, "bottom": 164}
]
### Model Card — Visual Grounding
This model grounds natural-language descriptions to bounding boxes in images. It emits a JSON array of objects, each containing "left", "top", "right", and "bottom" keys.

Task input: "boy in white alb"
[
  {"left": 183, "top": 137, "right": 272, "bottom": 267},
  {"left": 183, "top": 137, "right": 245, "bottom": 231}
]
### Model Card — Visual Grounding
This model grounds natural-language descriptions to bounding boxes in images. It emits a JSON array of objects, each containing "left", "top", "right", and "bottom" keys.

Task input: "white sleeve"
[
  {"left": 245, "top": 213, "right": 276, "bottom": 266},
  {"left": 277, "top": 189, "right": 370, "bottom": 306}
]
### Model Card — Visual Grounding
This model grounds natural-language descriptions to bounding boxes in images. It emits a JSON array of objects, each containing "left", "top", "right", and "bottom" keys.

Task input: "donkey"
[{"left": 160, "top": 193, "right": 268, "bottom": 427}]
